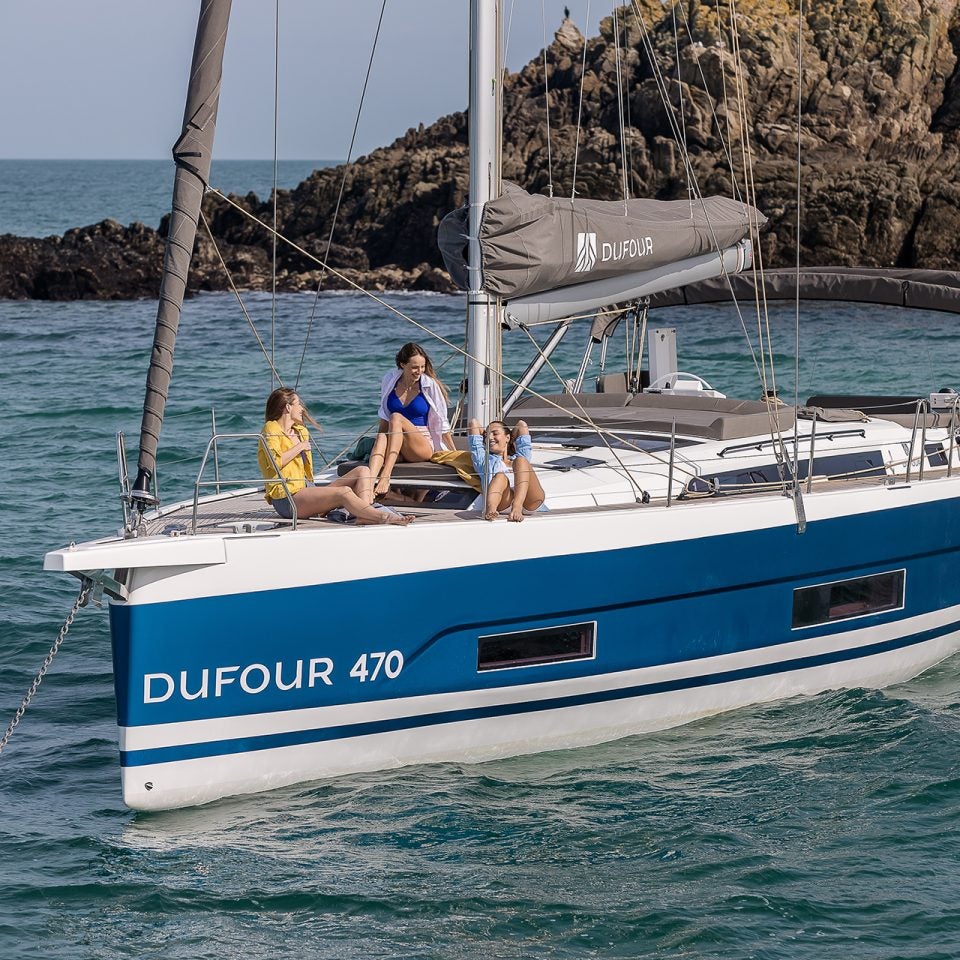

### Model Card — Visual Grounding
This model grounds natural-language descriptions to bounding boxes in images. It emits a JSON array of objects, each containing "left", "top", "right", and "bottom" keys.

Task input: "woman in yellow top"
[{"left": 258, "top": 388, "right": 412, "bottom": 525}]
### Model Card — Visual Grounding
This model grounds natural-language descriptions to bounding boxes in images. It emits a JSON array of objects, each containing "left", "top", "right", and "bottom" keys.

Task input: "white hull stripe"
[{"left": 120, "top": 618, "right": 960, "bottom": 768}]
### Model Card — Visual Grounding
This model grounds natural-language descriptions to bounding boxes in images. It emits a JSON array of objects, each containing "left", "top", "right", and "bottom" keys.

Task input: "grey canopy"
[
  {"left": 649, "top": 266, "right": 960, "bottom": 315},
  {"left": 439, "top": 181, "right": 765, "bottom": 301}
]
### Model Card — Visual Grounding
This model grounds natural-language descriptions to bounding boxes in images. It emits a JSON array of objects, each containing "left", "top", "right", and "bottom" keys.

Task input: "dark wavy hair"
[
  {"left": 395, "top": 342, "right": 449, "bottom": 404},
  {"left": 485, "top": 420, "right": 515, "bottom": 457}
]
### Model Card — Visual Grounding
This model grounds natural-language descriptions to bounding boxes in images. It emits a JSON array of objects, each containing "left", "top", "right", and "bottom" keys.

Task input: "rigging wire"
[
  {"left": 623, "top": 19, "right": 634, "bottom": 187},
  {"left": 208, "top": 187, "right": 703, "bottom": 479},
  {"left": 794, "top": 0, "right": 805, "bottom": 464},
  {"left": 627, "top": 0, "right": 794, "bottom": 499},
  {"left": 271, "top": 0, "right": 280, "bottom": 388},
  {"left": 571, "top": 0, "right": 591, "bottom": 198},
  {"left": 725, "top": 0, "right": 796, "bottom": 498},
  {"left": 292, "top": 0, "right": 387, "bottom": 389},
  {"left": 541, "top": 0, "right": 554, "bottom": 196},
  {"left": 294, "top": 0, "right": 389, "bottom": 392},
  {"left": 727, "top": 1, "right": 778, "bottom": 406},
  {"left": 612, "top": 5, "right": 629, "bottom": 205},
  {"left": 671, "top": 2, "right": 690, "bottom": 207},
  {"left": 674, "top": 1, "right": 742, "bottom": 203},
  {"left": 628, "top": 0, "right": 763, "bottom": 384},
  {"left": 517, "top": 323, "right": 649, "bottom": 500},
  {"left": 504, "top": 0, "right": 517, "bottom": 70},
  {"left": 200, "top": 209, "right": 285, "bottom": 386},
  {"left": 200, "top": 209, "right": 338, "bottom": 462}
]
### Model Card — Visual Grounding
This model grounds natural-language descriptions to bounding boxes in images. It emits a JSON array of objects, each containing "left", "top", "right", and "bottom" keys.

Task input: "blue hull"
[{"left": 110, "top": 497, "right": 960, "bottom": 770}]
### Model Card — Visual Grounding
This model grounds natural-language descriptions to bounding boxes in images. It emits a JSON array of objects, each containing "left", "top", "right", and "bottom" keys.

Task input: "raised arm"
[
  {"left": 511, "top": 420, "right": 532, "bottom": 461},
  {"left": 467, "top": 419, "right": 487, "bottom": 480}
]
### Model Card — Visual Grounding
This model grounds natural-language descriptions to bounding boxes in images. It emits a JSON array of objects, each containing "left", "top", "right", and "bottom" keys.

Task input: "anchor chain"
[{"left": 0, "top": 580, "right": 92, "bottom": 758}]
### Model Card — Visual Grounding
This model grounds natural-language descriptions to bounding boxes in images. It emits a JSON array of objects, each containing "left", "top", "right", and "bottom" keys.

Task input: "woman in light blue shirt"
[{"left": 468, "top": 418, "right": 545, "bottom": 521}]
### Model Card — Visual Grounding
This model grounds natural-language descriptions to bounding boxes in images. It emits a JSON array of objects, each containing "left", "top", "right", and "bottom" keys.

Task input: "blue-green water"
[
  {"left": 0, "top": 159, "right": 336, "bottom": 237},
  {"left": 3, "top": 236, "right": 960, "bottom": 953}
]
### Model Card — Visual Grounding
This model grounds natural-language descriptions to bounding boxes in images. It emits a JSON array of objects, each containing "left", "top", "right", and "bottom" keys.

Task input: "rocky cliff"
[{"left": 4, "top": 0, "right": 960, "bottom": 300}]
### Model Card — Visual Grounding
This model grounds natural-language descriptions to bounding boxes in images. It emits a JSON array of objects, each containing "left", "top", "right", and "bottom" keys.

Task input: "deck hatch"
[
  {"left": 792, "top": 570, "right": 905, "bottom": 629},
  {"left": 477, "top": 621, "right": 596, "bottom": 671}
]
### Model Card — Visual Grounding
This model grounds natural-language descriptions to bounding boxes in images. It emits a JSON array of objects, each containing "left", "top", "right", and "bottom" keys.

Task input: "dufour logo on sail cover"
[
  {"left": 574, "top": 231, "right": 655, "bottom": 272},
  {"left": 575, "top": 231, "right": 598, "bottom": 272}
]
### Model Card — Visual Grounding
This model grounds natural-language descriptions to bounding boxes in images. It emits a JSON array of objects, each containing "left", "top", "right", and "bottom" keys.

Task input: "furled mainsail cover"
[{"left": 438, "top": 181, "right": 765, "bottom": 301}]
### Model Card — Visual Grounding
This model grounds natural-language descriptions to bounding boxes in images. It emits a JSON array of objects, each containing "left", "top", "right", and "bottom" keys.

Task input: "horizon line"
[{"left": 0, "top": 157, "right": 345, "bottom": 164}]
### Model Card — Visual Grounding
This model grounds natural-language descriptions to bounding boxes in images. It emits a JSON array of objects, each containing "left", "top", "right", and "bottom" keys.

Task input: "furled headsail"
[
  {"left": 439, "top": 181, "right": 766, "bottom": 324},
  {"left": 131, "top": 0, "right": 232, "bottom": 507}
]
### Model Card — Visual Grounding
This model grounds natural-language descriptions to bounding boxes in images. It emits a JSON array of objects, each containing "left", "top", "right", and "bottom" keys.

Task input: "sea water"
[
  {"left": 2, "top": 165, "right": 960, "bottom": 959},
  {"left": 0, "top": 159, "right": 335, "bottom": 237}
]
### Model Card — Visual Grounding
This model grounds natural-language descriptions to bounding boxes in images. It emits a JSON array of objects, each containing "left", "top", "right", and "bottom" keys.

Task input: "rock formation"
[{"left": 3, "top": 0, "right": 960, "bottom": 300}]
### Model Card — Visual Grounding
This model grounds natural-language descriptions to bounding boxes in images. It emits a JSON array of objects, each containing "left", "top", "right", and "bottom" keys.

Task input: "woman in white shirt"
[{"left": 369, "top": 342, "right": 454, "bottom": 496}]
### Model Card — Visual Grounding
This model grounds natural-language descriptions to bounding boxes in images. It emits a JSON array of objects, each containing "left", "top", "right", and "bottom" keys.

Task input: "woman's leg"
[
  {"left": 368, "top": 428, "right": 389, "bottom": 485},
  {"left": 483, "top": 473, "right": 512, "bottom": 520},
  {"left": 293, "top": 485, "right": 413, "bottom": 525},
  {"left": 375, "top": 412, "right": 434, "bottom": 496},
  {"left": 329, "top": 465, "right": 373, "bottom": 505},
  {"left": 508, "top": 456, "right": 544, "bottom": 522}
]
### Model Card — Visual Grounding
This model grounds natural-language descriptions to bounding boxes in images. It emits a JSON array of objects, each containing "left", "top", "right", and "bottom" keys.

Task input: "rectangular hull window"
[
  {"left": 792, "top": 570, "right": 905, "bottom": 629},
  {"left": 478, "top": 622, "right": 596, "bottom": 671}
]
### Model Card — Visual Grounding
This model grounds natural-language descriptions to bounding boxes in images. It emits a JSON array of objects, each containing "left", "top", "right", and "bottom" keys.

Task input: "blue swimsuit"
[{"left": 386, "top": 387, "right": 430, "bottom": 426}]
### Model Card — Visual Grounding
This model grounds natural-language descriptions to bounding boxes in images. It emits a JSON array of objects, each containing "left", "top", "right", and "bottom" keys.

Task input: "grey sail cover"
[{"left": 439, "top": 181, "right": 765, "bottom": 301}]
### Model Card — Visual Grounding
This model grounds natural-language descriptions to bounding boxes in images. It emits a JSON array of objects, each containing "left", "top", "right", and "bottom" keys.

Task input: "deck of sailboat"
[
  {"left": 143, "top": 469, "right": 951, "bottom": 539},
  {"left": 135, "top": 388, "right": 957, "bottom": 538},
  {"left": 142, "top": 490, "right": 476, "bottom": 536}
]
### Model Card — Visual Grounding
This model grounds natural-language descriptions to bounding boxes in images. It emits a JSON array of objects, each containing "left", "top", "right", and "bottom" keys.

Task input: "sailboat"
[{"left": 43, "top": 0, "right": 960, "bottom": 811}]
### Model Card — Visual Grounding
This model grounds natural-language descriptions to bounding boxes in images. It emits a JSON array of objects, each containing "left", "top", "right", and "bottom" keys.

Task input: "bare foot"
[
  {"left": 484, "top": 509, "right": 500, "bottom": 521},
  {"left": 385, "top": 513, "right": 414, "bottom": 526},
  {"left": 508, "top": 507, "right": 524, "bottom": 522},
  {"left": 374, "top": 475, "right": 392, "bottom": 497}
]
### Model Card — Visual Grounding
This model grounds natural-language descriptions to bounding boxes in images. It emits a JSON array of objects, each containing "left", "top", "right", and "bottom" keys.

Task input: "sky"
[{"left": 0, "top": 0, "right": 602, "bottom": 160}]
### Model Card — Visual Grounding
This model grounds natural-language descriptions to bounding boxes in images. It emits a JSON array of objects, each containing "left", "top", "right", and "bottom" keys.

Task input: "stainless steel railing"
[{"left": 191, "top": 432, "right": 298, "bottom": 533}]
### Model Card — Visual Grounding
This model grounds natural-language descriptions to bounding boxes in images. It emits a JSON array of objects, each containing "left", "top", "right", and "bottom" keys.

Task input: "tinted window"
[
  {"left": 690, "top": 450, "right": 886, "bottom": 494},
  {"left": 792, "top": 570, "right": 905, "bottom": 628},
  {"left": 534, "top": 431, "right": 696, "bottom": 452},
  {"left": 478, "top": 622, "right": 595, "bottom": 671}
]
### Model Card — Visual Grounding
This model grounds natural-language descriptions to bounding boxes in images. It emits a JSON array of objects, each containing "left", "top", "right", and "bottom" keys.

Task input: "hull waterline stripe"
[{"left": 119, "top": 619, "right": 959, "bottom": 767}]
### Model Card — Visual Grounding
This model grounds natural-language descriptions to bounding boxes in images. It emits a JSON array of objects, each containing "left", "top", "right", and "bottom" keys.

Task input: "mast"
[
  {"left": 466, "top": 0, "right": 503, "bottom": 424},
  {"left": 131, "top": 0, "right": 232, "bottom": 508}
]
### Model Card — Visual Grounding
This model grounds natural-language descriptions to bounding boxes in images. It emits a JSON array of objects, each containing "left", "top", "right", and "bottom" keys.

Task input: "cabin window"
[
  {"left": 477, "top": 622, "right": 596, "bottom": 671},
  {"left": 534, "top": 431, "right": 696, "bottom": 453},
  {"left": 791, "top": 570, "right": 905, "bottom": 629},
  {"left": 688, "top": 450, "right": 886, "bottom": 495}
]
